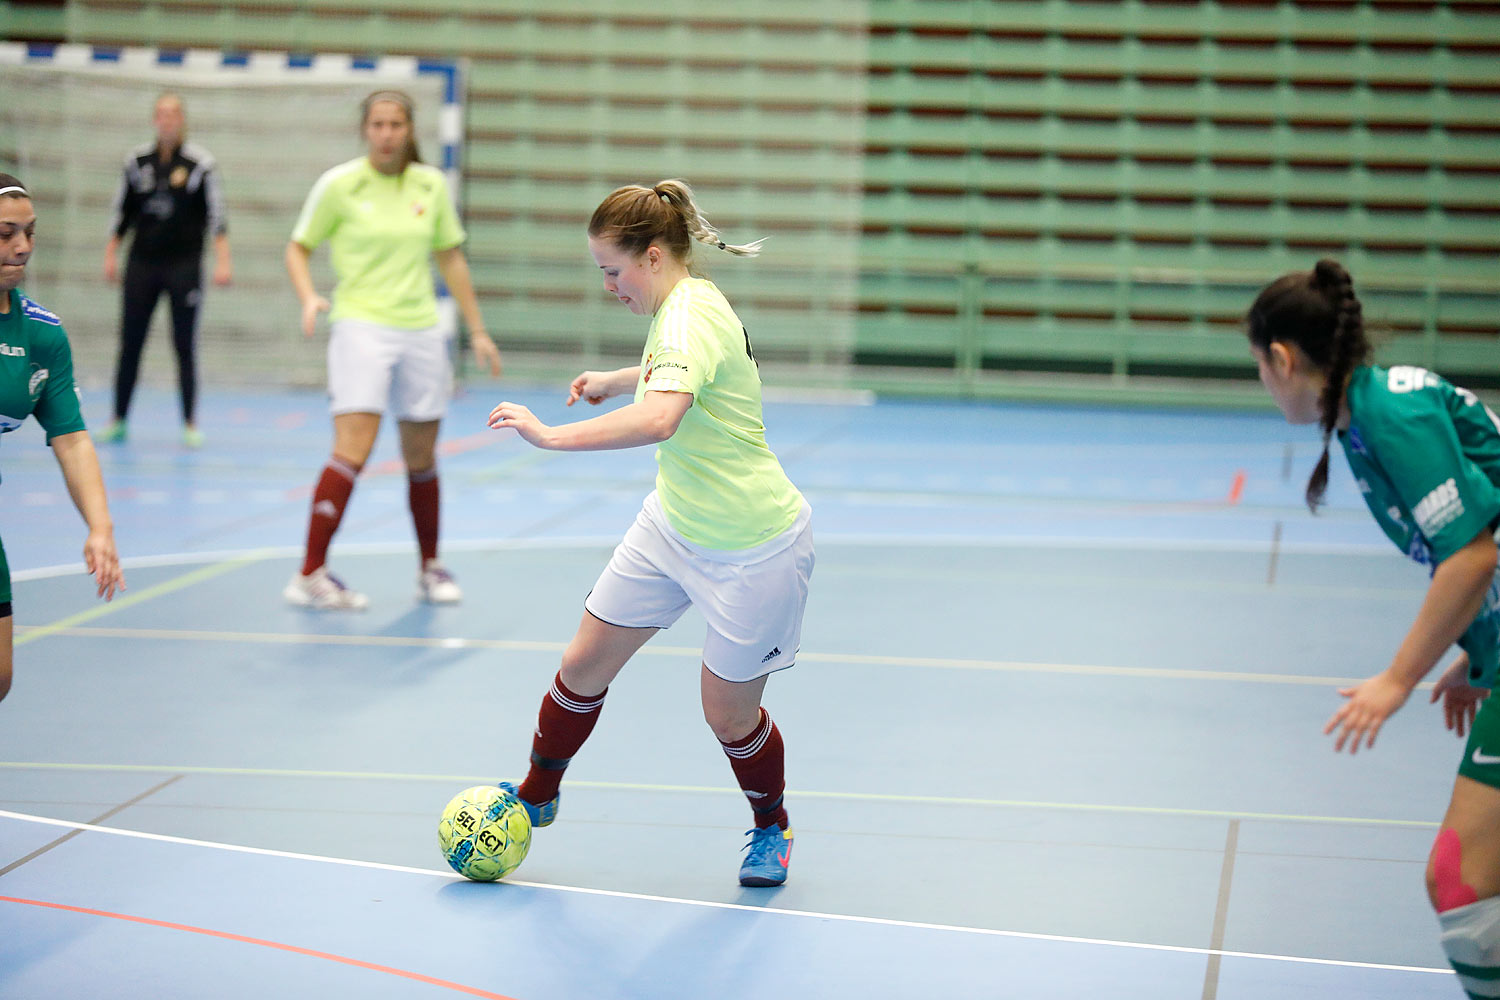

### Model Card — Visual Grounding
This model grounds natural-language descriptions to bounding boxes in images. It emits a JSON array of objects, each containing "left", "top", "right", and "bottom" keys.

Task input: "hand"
[
  {"left": 1325, "top": 670, "right": 1413, "bottom": 753},
  {"left": 83, "top": 529, "right": 125, "bottom": 601},
  {"left": 1430, "top": 652, "right": 1488, "bottom": 739},
  {"left": 567, "top": 371, "right": 617, "bottom": 407},
  {"left": 213, "top": 257, "right": 232, "bottom": 287},
  {"left": 103, "top": 251, "right": 118, "bottom": 284},
  {"left": 487, "top": 401, "right": 551, "bottom": 448},
  {"left": 301, "top": 296, "right": 330, "bottom": 338},
  {"left": 471, "top": 332, "right": 503, "bottom": 377}
]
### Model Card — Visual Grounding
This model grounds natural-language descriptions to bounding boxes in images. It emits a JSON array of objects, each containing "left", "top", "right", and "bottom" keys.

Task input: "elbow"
[
  {"left": 646, "top": 414, "right": 680, "bottom": 443},
  {"left": 1480, "top": 538, "right": 1499, "bottom": 578}
]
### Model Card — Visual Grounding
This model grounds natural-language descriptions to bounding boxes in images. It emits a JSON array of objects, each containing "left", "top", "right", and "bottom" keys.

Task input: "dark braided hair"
[{"left": 1247, "top": 258, "right": 1372, "bottom": 512}]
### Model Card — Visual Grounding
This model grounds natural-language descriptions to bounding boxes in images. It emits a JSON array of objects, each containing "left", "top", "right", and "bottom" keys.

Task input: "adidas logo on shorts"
[{"left": 761, "top": 646, "right": 781, "bottom": 664}]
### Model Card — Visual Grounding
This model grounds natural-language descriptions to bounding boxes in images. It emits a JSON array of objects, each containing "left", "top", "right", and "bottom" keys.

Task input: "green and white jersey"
[
  {"left": 0, "top": 289, "right": 86, "bottom": 454},
  {"left": 1340, "top": 364, "right": 1500, "bottom": 685},
  {"left": 634, "top": 277, "right": 803, "bottom": 551},
  {"left": 291, "top": 157, "right": 465, "bottom": 330}
]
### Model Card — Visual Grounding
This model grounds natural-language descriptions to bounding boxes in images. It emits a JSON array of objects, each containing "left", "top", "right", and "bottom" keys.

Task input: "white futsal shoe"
[
  {"left": 418, "top": 560, "right": 463, "bottom": 604},
  {"left": 284, "top": 566, "right": 369, "bottom": 611}
]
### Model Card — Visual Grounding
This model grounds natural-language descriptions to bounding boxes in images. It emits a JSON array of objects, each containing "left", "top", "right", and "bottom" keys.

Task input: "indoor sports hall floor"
[{"left": 0, "top": 381, "right": 1464, "bottom": 998}]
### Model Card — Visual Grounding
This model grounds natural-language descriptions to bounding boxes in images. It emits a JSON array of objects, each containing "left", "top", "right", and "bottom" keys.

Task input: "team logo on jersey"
[
  {"left": 412, "top": 201, "right": 426, "bottom": 217},
  {"left": 19, "top": 296, "right": 60, "bottom": 326},
  {"left": 169, "top": 165, "right": 189, "bottom": 188},
  {"left": 1414, "top": 478, "right": 1464, "bottom": 536},
  {"left": 28, "top": 366, "right": 49, "bottom": 399},
  {"left": 0, "top": 343, "right": 23, "bottom": 357}
]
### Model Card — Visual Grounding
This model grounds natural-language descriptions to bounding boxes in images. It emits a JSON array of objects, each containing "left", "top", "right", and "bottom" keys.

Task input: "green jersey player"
[
  {"left": 0, "top": 175, "right": 126, "bottom": 703},
  {"left": 1249, "top": 258, "right": 1500, "bottom": 998}
]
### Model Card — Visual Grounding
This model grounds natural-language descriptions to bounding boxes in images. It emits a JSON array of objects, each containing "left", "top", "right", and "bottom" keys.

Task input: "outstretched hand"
[
  {"left": 472, "top": 334, "right": 503, "bottom": 377},
  {"left": 300, "top": 296, "right": 330, "bottom": 338},
  {"left": 567, "top": 371, "right": 617, "bottom": 407},
  {"left": 488, "top": 401, "right": 551, "bottom": 448},
  {"left": 1430, "top": 652, "right": 1488, "bottom": 739},
  {"left": 1324, "top": 670, "right": 1412, "bottom": 753},
  {"left": 83, "top": 529, "right": 125, "bottom": 601}
]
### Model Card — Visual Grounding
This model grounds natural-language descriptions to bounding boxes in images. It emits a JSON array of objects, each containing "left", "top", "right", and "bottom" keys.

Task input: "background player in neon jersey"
[
  {"left": 284, "top": 89, "right": 501, "bottom": 611},
  {"left": 1248, "top": 258, "right": 1500, "bottom": 997},
  {"left": 487, "top": 179, "right": 813, "bottom": 887},
  {"left": 0, "top": 174, "right": 126, "bottom": 702},
  {"left": 103, "top": 92, "right": 232, "bottom": 448}
]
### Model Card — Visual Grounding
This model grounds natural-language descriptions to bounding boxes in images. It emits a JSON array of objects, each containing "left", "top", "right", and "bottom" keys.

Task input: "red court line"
[
  {"left": 0, "top": 895, "right": 520, "bottom": 999},
  {"left": 1227, "top": 469, "right": 1246, "bottom": 506}
]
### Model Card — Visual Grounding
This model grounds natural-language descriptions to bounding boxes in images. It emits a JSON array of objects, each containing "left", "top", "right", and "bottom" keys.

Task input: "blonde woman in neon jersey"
[{"left": 487, "top": 179, "right": 812, "bottom": 886}]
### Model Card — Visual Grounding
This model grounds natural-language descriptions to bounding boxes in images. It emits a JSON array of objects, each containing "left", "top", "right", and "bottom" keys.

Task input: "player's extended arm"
[
  {"left": 284, "top": 241, "right": 328, "bottom": 338},
  {"left": 50, "top": 430, "right": 125, "bottom": 600},
  {"left": 213, "top": 233, "right": 232, "bottom": 286},
  {"left": 488, "top": 389, "right": 691, "bottom": 452},
  {"left": 567, "top": 367, "right": 641, "bottom": 406},
  {"left": 434, "top": 246, "right": 501, "bottom": 376},
  {"left": 1326, "top": 528, "right": 1498, "bottom": 752}
]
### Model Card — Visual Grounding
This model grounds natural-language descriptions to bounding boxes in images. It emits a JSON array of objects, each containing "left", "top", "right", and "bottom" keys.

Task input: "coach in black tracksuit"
[{"left": 103, "top": 92, "right": 231, "bottom": 447}]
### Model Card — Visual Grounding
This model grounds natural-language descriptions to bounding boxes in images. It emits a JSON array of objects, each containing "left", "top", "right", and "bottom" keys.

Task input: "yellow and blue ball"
[{"left": 438, "top": 785, "right": 531, "bottom": 881}]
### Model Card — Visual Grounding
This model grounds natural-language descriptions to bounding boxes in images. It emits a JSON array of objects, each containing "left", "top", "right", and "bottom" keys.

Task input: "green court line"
[
  {"left": 7, "top": 623, "right": 1398, "bottom": 689},
  {"left": 14, "top": 556, "right": 264, "bottom": 647},
  {"left": 0, "top": 762, "right": 1439, "bottom": 829}
]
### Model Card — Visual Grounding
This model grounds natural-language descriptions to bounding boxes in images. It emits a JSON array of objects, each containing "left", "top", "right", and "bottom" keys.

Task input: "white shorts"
[
  {"left": 327, "top": 318, "right": 452, "bottom": 421},
  {"left": 585, "top": 492, "right": 815, "bottom": 682}
]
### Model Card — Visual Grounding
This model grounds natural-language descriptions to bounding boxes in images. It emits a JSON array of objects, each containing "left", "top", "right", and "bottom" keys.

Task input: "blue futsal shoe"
[
  {"left": 739, "top": 824, "right": 793, "bottom": 887},
  {"left": 497, "top": 781, "right": 559, "bottom": 829}
]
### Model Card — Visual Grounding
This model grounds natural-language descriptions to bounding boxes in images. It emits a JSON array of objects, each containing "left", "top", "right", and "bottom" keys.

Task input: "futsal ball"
[{"left": 438, "top": 785, "right": 531, "bottom": 881}]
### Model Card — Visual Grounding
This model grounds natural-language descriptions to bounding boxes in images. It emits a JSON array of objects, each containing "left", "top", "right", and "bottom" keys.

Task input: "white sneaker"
[
  {"left": 418, "top": 560, "right": 463, "bottom": 604},
  {"left": 284, "top": 567, "right": 369, "bottom": 611}
]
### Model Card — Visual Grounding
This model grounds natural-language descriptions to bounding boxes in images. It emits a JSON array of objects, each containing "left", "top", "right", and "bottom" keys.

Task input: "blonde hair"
[{"left": 588, "top": 179, "right": 765, "bottom": 270}]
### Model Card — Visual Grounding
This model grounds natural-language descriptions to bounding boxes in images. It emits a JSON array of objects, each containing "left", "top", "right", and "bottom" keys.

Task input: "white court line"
[
  {"left": 0, "top": 808, "right": 1449, "bottom": 977},
  {"left": 9, "top": 534, "right": 1399, "bottom": 583}
]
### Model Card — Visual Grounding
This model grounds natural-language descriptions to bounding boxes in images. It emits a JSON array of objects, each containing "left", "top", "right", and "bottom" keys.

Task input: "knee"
[
  {"left": 557, "top": 647, "right": 609, "bottom": 699},
  {"left": 704, "top": 704, "right": 761, "bottom": 745}
]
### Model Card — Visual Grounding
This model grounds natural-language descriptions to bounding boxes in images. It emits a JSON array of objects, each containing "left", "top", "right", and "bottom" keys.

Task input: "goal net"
[{"left": 0, "top": 44, "right": 461, "bottom": 388}]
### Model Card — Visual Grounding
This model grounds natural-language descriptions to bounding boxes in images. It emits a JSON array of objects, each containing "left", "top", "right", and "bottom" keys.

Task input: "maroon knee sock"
[
  {"left": 408, "top": 468, "right": 439, "bottom": 565},
  {"left": 517, "top": 672, "right": 607, "bottom": 805},
  {"left": 720, "top": 708, "right": 788, "bottom": 829},
  {"left": 300, "top": 457, "right": 361, "bottom": 576}
]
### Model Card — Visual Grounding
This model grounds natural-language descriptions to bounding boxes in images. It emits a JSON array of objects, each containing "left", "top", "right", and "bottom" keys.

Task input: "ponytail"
[
  {"left": 651, "top": 179, "right": 766, "bottom": 257},
  {"left": 1304, "top": 259, "right": 1366, "bottom": 509},
  {"left": 1246, "top": 257, "right": 1372, "bottom": 512},
  {"left": 589, "top": 178, "right": 765, "bottom": 268}
]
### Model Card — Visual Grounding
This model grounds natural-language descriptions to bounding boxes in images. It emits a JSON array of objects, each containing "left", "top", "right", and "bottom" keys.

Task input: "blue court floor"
[{"left": 0, "top": 383, "right": 1464, "bottom": 998}]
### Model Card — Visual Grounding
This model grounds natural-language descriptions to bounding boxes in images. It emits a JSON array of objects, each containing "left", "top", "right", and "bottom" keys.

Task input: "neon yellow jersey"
[
  {"left": 291, "top": 157, "right": 464, "bottom": 330},
  {"left": 635, "top": 277, "right": 803, "bottom": 550}
]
